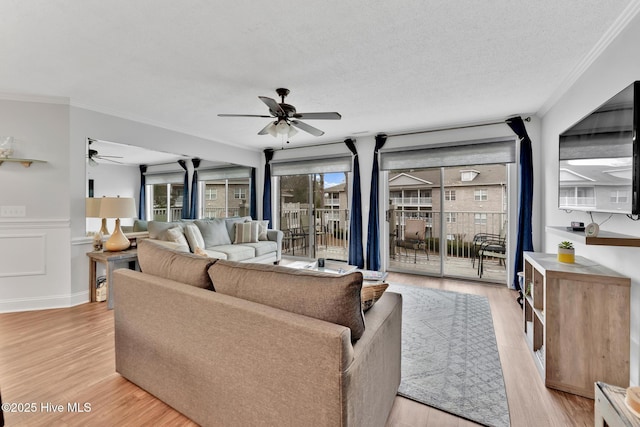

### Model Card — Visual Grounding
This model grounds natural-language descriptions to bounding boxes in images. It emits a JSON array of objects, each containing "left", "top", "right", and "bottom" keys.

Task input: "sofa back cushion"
[
  {"left": 137, "top": 239, "right": 217, "bottom": 289},
  {"left": 195, "top": 219, "right": 232, "bottom": 247},
  {"left": 208, "top": 260, "right": 365, "bottom": 341}
]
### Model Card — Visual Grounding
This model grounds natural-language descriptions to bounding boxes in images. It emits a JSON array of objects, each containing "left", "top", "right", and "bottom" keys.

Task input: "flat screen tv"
[{"left": 559, "top": 81, "right": 639, "bottom": 215}]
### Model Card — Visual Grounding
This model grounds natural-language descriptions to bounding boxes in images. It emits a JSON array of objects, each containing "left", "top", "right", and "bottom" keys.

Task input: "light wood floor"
[{"left": 0, "top": 273, "right": 593, "bottom": 426}]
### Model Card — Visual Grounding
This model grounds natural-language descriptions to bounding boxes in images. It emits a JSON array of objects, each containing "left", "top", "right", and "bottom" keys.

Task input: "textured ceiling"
[{"left": 1, "top": 0, "right": 638, "bottom": 153}]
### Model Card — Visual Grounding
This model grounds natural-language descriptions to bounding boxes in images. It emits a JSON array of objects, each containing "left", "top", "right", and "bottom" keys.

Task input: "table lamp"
[
  {"left": 85, "top": 197, "right": 110, "bottom": 235},
  {"left": 99, "top": 196, "right": 137, "bottom": 251}
]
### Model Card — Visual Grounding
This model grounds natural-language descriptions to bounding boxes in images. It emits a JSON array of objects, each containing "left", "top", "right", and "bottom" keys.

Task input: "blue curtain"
[
  {"left": 250, "top": 167, "right": 257, "bottom": 220},
  {"left": 507, "top": 116, "right": 534, "bottom": 291},
  {"left": 366, "top": 134, "right": 387, "bottom": 270},
  {"left": 263, "top": 149, "right": 274, "bottom": 227},
  {"left": 178, "top": 160, "right": 190, "bottom": 219},
  {"left": 138, "top": 164, "right": 147, "bottom": 219},
  {"left": 345, "top": 139, "right": 364, "bottom": 269},
  {"left": 189, "top": 158, "right": 200, "bottom": 219}
]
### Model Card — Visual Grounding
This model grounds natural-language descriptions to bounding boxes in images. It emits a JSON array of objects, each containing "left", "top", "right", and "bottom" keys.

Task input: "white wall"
[
  {"left": 0, "top": 98, "right": 73, "bottom": 311},
  {"left": 540, "top": 12, "right": 640, "bottom": 386},
  {"left": 0, "top": 99, "right": 262, "bottom": 312}
]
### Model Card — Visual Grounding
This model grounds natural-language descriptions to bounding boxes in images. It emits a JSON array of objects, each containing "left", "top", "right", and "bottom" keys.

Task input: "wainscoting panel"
[
  {"left": 0, "top": 234, "right": 46, "bottom": 277},
  {"left": 0, "top": 218, "right": 72, "bottom": 313}
]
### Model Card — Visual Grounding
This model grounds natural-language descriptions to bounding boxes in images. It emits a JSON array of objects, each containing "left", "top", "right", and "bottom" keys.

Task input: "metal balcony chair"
[
  {"left": 396, "top": 219, "right": 429, "bottom": 263},
  {"left": 471, "top": 233, "right": 501, "bottom": 268},
  {"left": 477, "top": 237, "right": 507, "bottom": 278}
]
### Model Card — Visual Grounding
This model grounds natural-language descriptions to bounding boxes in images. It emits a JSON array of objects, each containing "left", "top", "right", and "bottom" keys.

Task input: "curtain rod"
[
  {"left": 387, "top": 117, "right": 530, "bottom": 138},
  {"left": 269, "top": 116, "right": 530, "bottom": 150}
]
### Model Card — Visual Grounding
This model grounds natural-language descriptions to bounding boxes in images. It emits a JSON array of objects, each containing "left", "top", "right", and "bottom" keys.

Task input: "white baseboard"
[{"left": 0, "top": 290, "right": 89, "bottom": 313}]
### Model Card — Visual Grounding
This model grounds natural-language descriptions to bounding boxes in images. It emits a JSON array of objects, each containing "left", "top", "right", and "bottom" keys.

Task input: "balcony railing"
[
  {"left": 279, "top": 206, "right": 507, "bottom": 282},
  {"left": 390, "top": 197, "right": 432, "bottom": 206},
  {"left": 152, "top": 207, "right": 183, "bottom": 221}
]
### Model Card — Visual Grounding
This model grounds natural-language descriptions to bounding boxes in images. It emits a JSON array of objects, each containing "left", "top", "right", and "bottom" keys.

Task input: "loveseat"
[
  {"left": 134, "top": 216, "right": 282, "bottom": 264},
  {"left": 113, "top": 239, "right": 402, "bottom": 427}
]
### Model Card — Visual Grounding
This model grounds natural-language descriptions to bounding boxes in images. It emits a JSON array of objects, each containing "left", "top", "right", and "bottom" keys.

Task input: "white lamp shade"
[
  {"left": 266, "top": 122, "right": 278, "bottom": 137},
  {"left": 99, "top": 197, "right": 137, "bottom": 219},
  {"left": 276, "top": 120, "right": 289, "bottom": 135},
  {"left": 85, "top": 198, "right": 102, "bottom": 217}
]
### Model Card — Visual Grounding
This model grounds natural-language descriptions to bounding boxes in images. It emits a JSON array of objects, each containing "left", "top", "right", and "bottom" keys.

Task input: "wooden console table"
[
  {"left": 87, "top": 248, "right": 138, "bottom": 309},
  {"left": 522, "top": 252, "right": 630, "bottom": 398}
]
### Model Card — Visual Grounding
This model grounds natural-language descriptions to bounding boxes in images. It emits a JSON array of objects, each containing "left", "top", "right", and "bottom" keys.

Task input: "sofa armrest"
[
  {"left": 266, "top": 229, "right": 283, "bottom": 261},
  {"left": 113, "top": 269, "right": 353, "bottom": 427}
]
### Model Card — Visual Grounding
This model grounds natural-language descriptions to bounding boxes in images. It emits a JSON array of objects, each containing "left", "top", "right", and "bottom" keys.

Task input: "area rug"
[{"left": 388, "top": 284, "right": 510, "bottom": 427}]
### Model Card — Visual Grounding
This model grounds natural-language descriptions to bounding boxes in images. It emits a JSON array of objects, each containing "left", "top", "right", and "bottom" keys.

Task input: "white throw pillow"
[
  {"left": 184, "top": 223, "right": 206, "bottom": 251},
  {"left": 245, "top": 219, "right": 269, "bottom": 241},
  {"left": 162, "top": 226, "right": 189, "bottom": 248}
]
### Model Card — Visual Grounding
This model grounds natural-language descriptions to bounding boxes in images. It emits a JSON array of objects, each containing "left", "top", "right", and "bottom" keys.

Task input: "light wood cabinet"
[{"left": 522, "top": 252, "right": 630, "bottom": 398}]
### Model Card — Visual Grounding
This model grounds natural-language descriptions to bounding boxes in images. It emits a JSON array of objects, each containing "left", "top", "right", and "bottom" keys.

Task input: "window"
[
  {"left": 234, "top": 187, "right": 246, "bottom": 199},
  {"left": 474, "top": 213, "right": 487, "bottom": 225},
  {"left": 445, "top": 212, "right": 457, "bottom": 223},
  {"left": 445, "top": 190, "right": 456, "bottom": 201},
  {"left": 610, "top": 190, "right": 629, "bottom": 203},
  {"left": 147, "top": 183, "right": 184, "bottom": 221},
  {"left": 205, "top": 188, "right": 217, "bottom": 200},
  {"left": 474, "top": 189, "right": 488, "bottom": 201},
  {"left": 461, "top": 170, "right": 479, "bottom": 181}
]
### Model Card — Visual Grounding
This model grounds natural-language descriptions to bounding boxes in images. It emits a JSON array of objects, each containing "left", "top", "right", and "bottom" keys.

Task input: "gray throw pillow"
[
  {"left": 195, "top": 219, "right": 232, "bottom": 247},
  {"left": 148, "top": 221, "right": 182, "bottom": 239}
]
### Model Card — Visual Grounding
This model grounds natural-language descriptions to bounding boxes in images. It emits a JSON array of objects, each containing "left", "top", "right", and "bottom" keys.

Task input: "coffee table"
[{"left": 286, "top": 260, "right": 388, "bottom": 283}]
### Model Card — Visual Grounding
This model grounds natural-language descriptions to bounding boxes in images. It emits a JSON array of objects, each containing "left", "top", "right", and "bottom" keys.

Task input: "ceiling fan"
[
  {"left": 87, "top": 139, "right": 124, "bottom": 166},
  {"left": 218, "top": 88, "right": 341, "bottom": 138}
]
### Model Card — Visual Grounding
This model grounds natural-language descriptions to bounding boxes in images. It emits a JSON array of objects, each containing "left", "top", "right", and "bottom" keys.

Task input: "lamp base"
[
  {"left": 99, "top": 218, "right": 110, "bottom": 236},
  {"left": 104, "top": 219, "right": 130, "bottom": 251}
]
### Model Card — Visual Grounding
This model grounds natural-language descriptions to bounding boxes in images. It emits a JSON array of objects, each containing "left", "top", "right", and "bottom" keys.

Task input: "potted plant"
[{"left": 557, "top": 240, "right": 575, "bottom": 263}]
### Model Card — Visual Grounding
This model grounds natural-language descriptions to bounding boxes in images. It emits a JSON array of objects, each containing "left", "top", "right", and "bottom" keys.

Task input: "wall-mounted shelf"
[
  {"left": 0, "top": 158, "right": 46, "bottom": 168},
  {"left": 547, "top": 226, "right": 640, "bottom": 247}
]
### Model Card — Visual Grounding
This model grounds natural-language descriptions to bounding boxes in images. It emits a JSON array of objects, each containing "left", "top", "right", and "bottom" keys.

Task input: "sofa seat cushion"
[
  {"left": 241, "top": 241, "right": 277, "bottom": 258},
  {"left": 209, "top": 244, "right": 255, "bottom": 261},
  {"left": 137, "top": 239, "right": 217, "bottom": 289},
  {"left": 208, "top": 260, "right": 365, "bottom": 341},
  {"left": 201, "top": 248, "right": 228, "bottom": 260}
]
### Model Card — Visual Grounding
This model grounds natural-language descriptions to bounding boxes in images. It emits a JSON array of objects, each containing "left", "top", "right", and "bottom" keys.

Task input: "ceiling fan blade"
[
  {"left": 99, "top": 157, "right": 125, "bottom": 165},
  {"left": 258, "top": 96, "right": 285, "bottom": 116},
  {"left": 97, "top": 155, "right": 123, "bottom": 159},
  {"left": 291, "top": 120, "right": 324, "bottom": 137},
  {"left": 292, "top": 112, "right": 342, "bottom": 120},
  {"left": 218, "top": 114, "right": 273, "bottom": 118}
]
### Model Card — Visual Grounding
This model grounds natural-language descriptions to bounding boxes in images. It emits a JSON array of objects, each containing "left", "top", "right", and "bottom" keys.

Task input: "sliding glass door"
[
  {"left": 387, "top": 164, "right": 508, "bottom": 282},
  {"left": 278, "top": 172, "right": 349, "bottom": 260}
]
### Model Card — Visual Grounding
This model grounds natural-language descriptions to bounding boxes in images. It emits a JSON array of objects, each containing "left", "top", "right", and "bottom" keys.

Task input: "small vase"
[{"left": 557, "top": 247, "right": 575, "bottom": 263}]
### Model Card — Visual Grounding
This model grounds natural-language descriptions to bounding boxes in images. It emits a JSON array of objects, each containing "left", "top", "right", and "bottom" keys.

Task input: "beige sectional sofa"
[
  {"left": 135, "top": 216, "right": 283, "bottom": 264},
  {"left": 113, "top": 239, "right": 402, "bottom": 427}
]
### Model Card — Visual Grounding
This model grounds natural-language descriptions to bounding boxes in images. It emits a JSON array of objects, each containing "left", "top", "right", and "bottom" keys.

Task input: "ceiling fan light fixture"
[
  {"left": 276, "top": 120, "right": 290, "bottom": 135},
  {"left": 288, "top": 126, "right": 298, "bottom": 137},
  {"left": 266, "top": 122, "right": 278, "bottom": 137}
]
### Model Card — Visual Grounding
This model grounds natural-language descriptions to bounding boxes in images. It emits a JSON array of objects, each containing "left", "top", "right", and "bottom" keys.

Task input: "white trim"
[
  {"left": 538, "top": 0, "right": 640, "bottom": 116},
  {"left": 0, "top": 291, "right": 89, "bottom": 314},
  {"left": 0, "top": 233, "right": 47, "bottom": 277},
  {"left": 0, "top": 218, "right": 70, "bottom": 229}
]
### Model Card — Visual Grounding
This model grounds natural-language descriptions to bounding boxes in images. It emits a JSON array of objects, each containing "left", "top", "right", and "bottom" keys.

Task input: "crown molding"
[
  {"left": 0, "top": 92, "right": 70, "bottom": 105},
  {"left": 69, "top": 98, "right": 233, "bottom": 146},
  {"left": 538, "top": 0, "right": 640, "bottom": 116}
]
